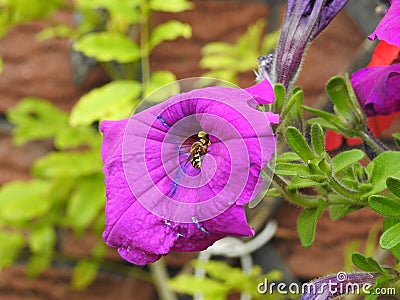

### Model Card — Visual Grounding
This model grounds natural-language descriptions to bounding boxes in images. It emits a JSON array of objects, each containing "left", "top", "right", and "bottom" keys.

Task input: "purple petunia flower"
[
  {"left": 351, "top": 63, "right": 400, "bottom": 116},
  {"left": 267, "top": 0, "right": 349, "bottom": 88},
  {"left": 100, "top": 80, "right": 278, "bottom": 265},
  {"left": 301, "top": 272, "right": 378, "bottom": 300},
  {"left": 350, "top": 0, "right": 400, "bottom": 116},
  {"left": 369, "top": 0, "right": 400, "bottom": 47}
]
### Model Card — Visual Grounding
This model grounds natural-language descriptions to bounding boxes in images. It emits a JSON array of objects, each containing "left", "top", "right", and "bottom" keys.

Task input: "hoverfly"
[{"left": 188, "top": 131, "right": 211, "bottom": 168}]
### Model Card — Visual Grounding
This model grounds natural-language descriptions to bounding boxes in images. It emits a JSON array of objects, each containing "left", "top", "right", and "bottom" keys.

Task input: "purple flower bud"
[
  {"left": 269, "top": 0, "right": 349, "bottom": 89},
  {"left": 301, "top": 272, "right": 379, "bottom": 300},
  {"left": 351, "top": 63, "right": 400, "bottom": 116},
  {"left": 100, "top": 80, "right": 279, "bottom": 265}
]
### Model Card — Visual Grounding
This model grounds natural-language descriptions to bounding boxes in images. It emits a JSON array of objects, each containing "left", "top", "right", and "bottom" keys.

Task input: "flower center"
[{"left": 189, "top": 131, "right": 211, "bottom": 169}]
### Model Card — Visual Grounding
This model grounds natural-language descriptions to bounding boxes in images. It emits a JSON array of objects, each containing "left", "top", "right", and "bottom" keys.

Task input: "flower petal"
[
  {"left": 244, "top": 79, "right": 275, "bottom": 105},
  {"left": 273, "top": 0, "right": 349, "bottom": 88},
  {"left": 310, "top": 0, "right": 349, "bottom": 39},
  {"left": 351, "top": 63, "right": 400, "bottom": 116},
  {"left": 368, "top": 41, "right": 400, "bottom": 67},
  {"left": 100, "top": 83, "right": 277, "bottom": 264},
  {"left": 369, "top": 0, "right": 400, "bottom": 46}
]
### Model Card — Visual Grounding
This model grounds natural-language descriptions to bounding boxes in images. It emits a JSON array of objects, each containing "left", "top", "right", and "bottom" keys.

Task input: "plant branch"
[
  {"left": 140, "top": 1, "right": 151, "bottom": 90},
  {"left": 149, "top": 259, "right": 177, "bottom": 300},
  {"left": 270, "top": 171, "right": 320, "bottom": 207},
  {"left": 359, "top": 129, "right": 390, "bottom": 155},
  {"left": 327, "top": 176, "right": 365, "bottom": 202}
]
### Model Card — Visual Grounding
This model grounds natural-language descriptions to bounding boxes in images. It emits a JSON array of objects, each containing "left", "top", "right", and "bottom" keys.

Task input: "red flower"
[{"left": 325, "top": 41, "right": 400, "bottom": 151}]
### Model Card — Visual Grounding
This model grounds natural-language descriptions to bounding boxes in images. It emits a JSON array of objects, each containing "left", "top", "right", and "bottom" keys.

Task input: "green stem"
[
  {"left": 271, "top": 173, "right": 320, "bottom": 207},
  {"left": 327, "top": 176, "right": 364, "bottom": 201},
  {"left": 359, "top": 129, "right": 389, "bottom": 155},
  {"left": 140, "top": 1, "right": 151, "bottom": 90},
  {"left": 326, "top": 194, "right": 364, "bottom": 206},
  {"left": 149, "top": 259, "right": 177, "bottom": 300}
]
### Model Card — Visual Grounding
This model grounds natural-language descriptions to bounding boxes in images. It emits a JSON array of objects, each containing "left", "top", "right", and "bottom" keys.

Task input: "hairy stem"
[
  {"left": 327, "top": 175, "right": 365, "bottom": 203},
  {"left": 359, "top": 129, "right": 389, "bottom": 155},
  {"left": 271, "top": 172, "right": 320, "bottom": 207}
]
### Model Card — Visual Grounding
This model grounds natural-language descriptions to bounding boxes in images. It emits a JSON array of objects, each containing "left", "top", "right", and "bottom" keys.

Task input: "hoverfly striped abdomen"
[{"left": 189, "top": 131, "right": 210, "bottom": 169}]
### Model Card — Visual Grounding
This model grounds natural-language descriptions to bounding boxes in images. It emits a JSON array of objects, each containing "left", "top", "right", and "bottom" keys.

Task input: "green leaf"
[
  {"left": 72, "top": 260, "right": 99, "bottom": 290},
  {"left": 0, "top": 180, "right": 52, "bottom": 222},
  {"left": 0, "top": 231, "right": 25, "bottom": 269},
  {"left": 169, "top": 275, "right": 228, "bottom": 300},
  {"left": 388, "top": 242, "right": 400, "bottom": 260},
  {"left": 273, "top": 84, "right": 286, "bottom": 114},
  {"left": 0, "top": 57, "right": 3, "bottom": 73},
  {"left": 54, "top": 125, "right": 100, "bottom": 150},
  {"left": 28, "top": 226, "right": 56, "bottom": 254},
  {"left": 329, "top": 204, "right": 360, "bottom": 220},
  {"left": 200, "top": 20, "right": 264, "bottom": 77},
  {"left": 285, "top": 127, "right": 316, "bottom": 162},
  {"left": 66, "top": 174, "right": 105, "bottom": 231},
  {"left": 91, "top": 242, "right": 107, "bottom": 260},
  {"left": 265, "top": 188, "right": 280, "bottom": 198},
  {"left": 142, "top": 71, "right": 179, "bottom": 103},
  {"left": 27, "top": 253, "right": 52, "bottom": 278},
  {"left": 352, "top": 163, "right": 369, "bottom": 183},
  {"left": 365, "top": 152, "right": 400, "bottom": 197},
  {"left": 275, "top": 163, "right": 309, "bottom": 176},
  {"left": 368, "top": 195, "right": 400, "bottom": 217},
  {"left": 193, "top": 260, "right": 245, "bottom": 282},
  {"left": 6, "top": 97, "right": 68, "bottom": 145},
  {"left": 307, "top": 117, "right": 339, "bottom": 131},
  {"left": 202, "top": 70, "right": 236, "bottom": 84},
  {"left": 331, "top": 149, "right": 365, "bottom": 174},
  {"left": 149, "top": 0, "right": 193, "bottom": 12},
  {"left": 383, "top": 218, "right": 400, "bottom": 260},
  {"left": 37, "top": 24, "right": 74, "bottom": 40},
  {"left": 394, "top": 133, "right": 400, "bottom": 148},
  {"left": 326, "top": 76, "right": 356, "bottom": 124},
  {"left": 79, "top": 0, "right": 140, "bottom": 23},
  {"left": 344, "top": 74, "right": 367, "bottom": 124},
  {"left": 200, "top": 54, "right": 239, "bottom": 71},
  {"left": 73, "top": 32, "right": 140, "bottom": 63},
  {"left": 383, "top": 217, "right": 400, "bottom": 232},
  {"left": 302, "top": 106, "right": 349, "bottom": 134},
  {"left": 282, "top": 90, "right": 303, "bottom": 117},
  {"left": 365, "top": 293, "right": 378, "bottom": 300},
  {"left": 276, "top": 152, "right": 301, "bottom": 162},
  {"left": 288, "top": 176, "right": 322, "bottom": 190},
  {"left": 201, "top": 43, "right": 236, "bottom": 60},
  {"left": 4, "top": 0, "right": 63, "bottom": 24},
  {"left": 149, "top": 20, "right": 191, "bottom": 50},
  {"left": 352, "top": 253, "right": 384, "bottom": 273},
  {"left": 297, "top": 203, "right": 325, "bottom": 247},
  {"left": 387, "top": 177, "right": 400, "bottom": 198},
  {"left": 380, "top": 222, "right": 400, "bottom": 249},
  {"left": 236, "top": 19, "right": 265, "bottom": 60},
  {"left": 32, "top": 151, "right": 101, "bottom": 179},
  {"left": 92, "top": 212, "right": 106, "bottom": 236},
  {"left": 70, "top": 80, "right": 141, "bottom": 126},
  {"left": 311, "top": 123, "right": 325, "bottom": 155},
  {"left": 261, "top": 29, "right": 279, "bottom": 54}
]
